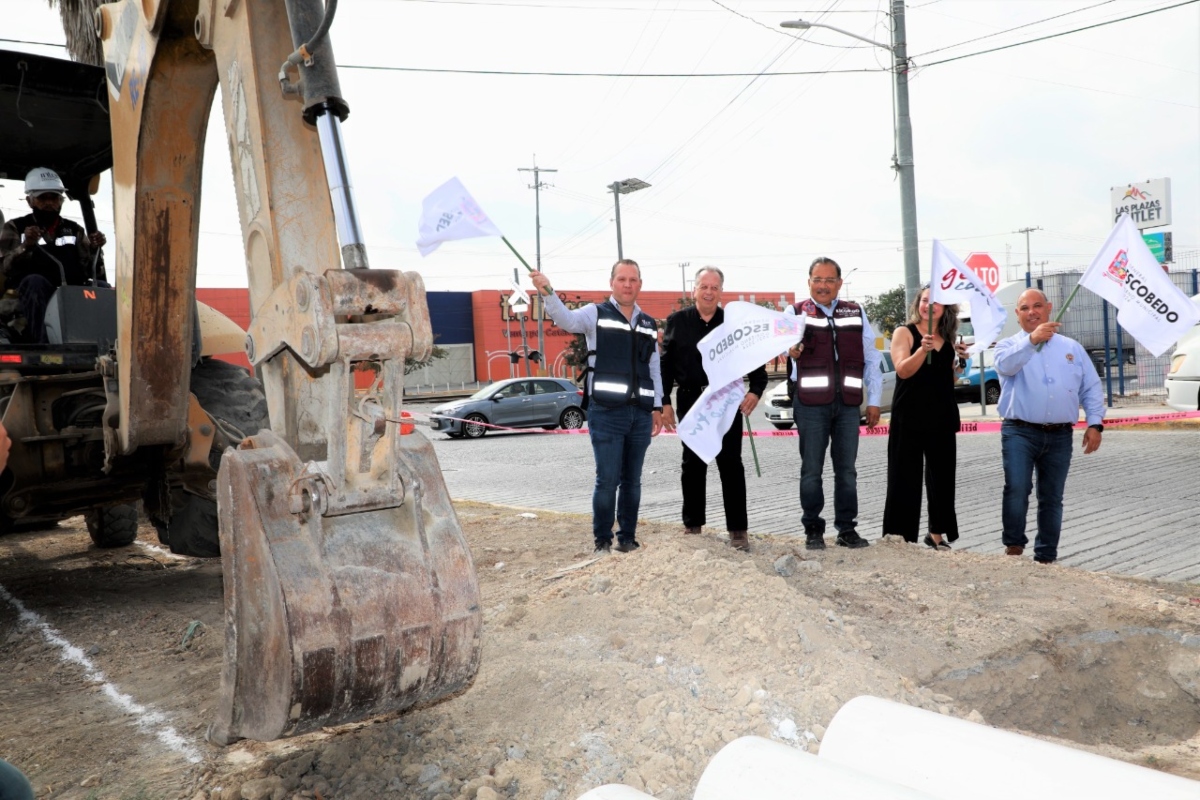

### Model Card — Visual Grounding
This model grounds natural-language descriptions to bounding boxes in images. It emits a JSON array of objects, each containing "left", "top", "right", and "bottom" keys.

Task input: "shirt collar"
[
  {"left": 811, "top": 297, "right": 839, "bottom": 316},
  {"left": 608, "top": 294, "right": 643, "bottom": 320}
]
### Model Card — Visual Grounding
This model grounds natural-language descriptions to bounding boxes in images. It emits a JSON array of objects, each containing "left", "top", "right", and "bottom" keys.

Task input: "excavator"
[{"left": 0, "top": 0, "right": 481, "bottom": 743}]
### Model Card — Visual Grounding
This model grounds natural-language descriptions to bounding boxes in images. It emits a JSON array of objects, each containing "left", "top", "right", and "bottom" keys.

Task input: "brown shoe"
[
  {"left": 1005, "top": 545, "right": 1024, "bottom": 556},
  {"left": 684, "top": 526, "right": 702, "bottom": 535},
  {"left": 729, "top": 531, "right": 750, "bottom": 551}
]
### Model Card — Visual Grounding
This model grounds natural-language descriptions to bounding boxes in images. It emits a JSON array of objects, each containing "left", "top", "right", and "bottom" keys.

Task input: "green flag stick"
[
  {"left": 502, "top": 236, "right": 552, "bottom": 293},
  {"left": 1035, "top": 282, "right": 1083, "bottom": 352},
  {"left": 744, "top": 413, "right": 762, "bottom": 478}
]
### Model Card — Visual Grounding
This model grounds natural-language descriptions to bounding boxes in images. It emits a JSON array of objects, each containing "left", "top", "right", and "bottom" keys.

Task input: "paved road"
[{"left": 415, "top": 406, "right": 1200, "bottom": 583}]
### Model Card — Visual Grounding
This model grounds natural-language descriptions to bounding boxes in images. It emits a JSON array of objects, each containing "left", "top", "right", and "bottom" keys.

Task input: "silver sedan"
[{"left": 429, "top": 378, "right": 587, "bottom": 439}]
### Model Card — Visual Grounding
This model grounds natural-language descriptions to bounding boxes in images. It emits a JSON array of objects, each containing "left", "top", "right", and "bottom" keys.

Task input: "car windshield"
[{"left": 466, "top": 384, "right": 503, "bottom": 400}]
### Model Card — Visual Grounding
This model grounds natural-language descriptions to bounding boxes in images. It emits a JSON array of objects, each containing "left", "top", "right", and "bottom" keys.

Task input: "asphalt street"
[{"left": 414, "top": 404, "right": 1200, "bottom": 583}]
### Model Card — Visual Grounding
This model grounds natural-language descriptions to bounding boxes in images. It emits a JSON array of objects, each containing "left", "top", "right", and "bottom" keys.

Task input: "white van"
[{"left": 1165, "top": 294, "right": 1200, "bottom": 412}]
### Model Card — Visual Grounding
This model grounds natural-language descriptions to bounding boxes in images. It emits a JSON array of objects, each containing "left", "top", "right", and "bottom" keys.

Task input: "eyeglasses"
[{"left": 809, "top": 277, "right": 840, "bottom": 285}]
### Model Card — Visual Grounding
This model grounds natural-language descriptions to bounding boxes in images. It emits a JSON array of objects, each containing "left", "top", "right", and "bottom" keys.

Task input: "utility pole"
[
  {"left": 891, "top": 0, "right": 920, "bottom": 308},
  {"left": 519, "top": 158, "right": 556, "bottom": 375},
  {"left": 513, "top": 267, "right": 532, "bottom": 377},
  {"left": 679, "top": 261, "right": 690, "bottom": 302},
  {"left": 1016, "top": 226, "right": 1041, "bottom": 285}
]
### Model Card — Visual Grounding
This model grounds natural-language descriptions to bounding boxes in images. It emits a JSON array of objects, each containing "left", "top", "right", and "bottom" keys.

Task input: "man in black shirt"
[
  {"left": 661, "top": 267, "right": 768, "bottom": 550},
  {"left": 0, "top": 167, "right": 107, "bottom": 343}
]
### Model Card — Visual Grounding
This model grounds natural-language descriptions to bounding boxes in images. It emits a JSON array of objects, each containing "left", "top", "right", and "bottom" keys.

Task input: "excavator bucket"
[{"left": 209, "top": 426, "right": 482, "bottom": 743}]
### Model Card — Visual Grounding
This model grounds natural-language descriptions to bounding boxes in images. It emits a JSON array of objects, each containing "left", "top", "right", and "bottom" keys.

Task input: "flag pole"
[
  {"left": 743, "top": 413, "right": 762, "bottom": 478},
  {"left": 1035, "top": 281, "right": 1083, "bottom": 352},
  {"left": 501, "top": 236, "right": 553, "bottom": 292}
]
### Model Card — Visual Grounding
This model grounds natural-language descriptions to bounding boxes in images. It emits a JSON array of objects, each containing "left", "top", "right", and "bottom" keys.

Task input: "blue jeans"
[
  {"left": 794, "top": 399, "right": 860, "bottom": 535},
  {"left": 587, "top": 403, "right": 653, "bottom": 544},
  {"left": 1001, "top": 422, "right": 1074, "bottom": 562}
]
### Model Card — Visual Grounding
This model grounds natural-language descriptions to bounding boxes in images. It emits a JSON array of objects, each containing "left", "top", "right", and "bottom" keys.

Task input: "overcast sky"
[{"left": 2, "top": 0, "right": 1198, "bottom": 302}]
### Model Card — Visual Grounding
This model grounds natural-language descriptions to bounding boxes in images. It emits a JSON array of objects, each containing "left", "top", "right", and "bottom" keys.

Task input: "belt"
[{"left": 1008, "top": 418, "right": 1074, "bottom": 432}]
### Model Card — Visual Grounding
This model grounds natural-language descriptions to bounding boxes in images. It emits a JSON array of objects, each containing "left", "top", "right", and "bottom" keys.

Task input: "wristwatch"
[{"left": 1088, "top": 423, "right": 1104, "bottom": 433}]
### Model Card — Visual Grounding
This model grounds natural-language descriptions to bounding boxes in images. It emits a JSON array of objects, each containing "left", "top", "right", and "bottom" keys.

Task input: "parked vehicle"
[
  {"left": 1165, "top": 294, "right": 1200, "bottom": 412},
  {"left": 954, "top": 358, "right": 1001, "bottom": 405},
  {"left": 430, "top": 378, "right": 586, "bottom": 438},
  {"left": 762, "top": 352, "right": 895, "bottom": 429}
]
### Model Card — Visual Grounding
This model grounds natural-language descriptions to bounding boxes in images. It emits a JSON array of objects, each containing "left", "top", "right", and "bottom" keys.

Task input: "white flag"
[
  {"left": 1078, "top": 214, "right": 1199, "bottom": 358},
  {"left": 929, "top": 240, "right": 1008, "bottom": 354},
  {"left": 698, "top": 301, "right": 805, "bottom": 389},
  {"left": 416, "top": 177, "right": 503, "bottom": 257},
  {"left": 677, "top": 380, "right": 746, "bottom": 464}
]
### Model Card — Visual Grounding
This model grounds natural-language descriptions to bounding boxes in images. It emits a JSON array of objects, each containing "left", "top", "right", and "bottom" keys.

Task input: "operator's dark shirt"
[
  {"left": 661, "top": 304, "right": 769, "bottom": 404},
  {"left": 0, "top": 213, "right": 106, "bottom": 292}
]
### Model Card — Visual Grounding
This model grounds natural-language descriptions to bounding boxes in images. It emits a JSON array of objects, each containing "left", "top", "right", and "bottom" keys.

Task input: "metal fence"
[{"left": 1031, "top": 257, "right": 1199, "bottom": 407}]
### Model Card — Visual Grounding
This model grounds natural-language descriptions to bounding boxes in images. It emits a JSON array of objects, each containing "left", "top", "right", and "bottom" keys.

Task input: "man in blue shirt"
[
  {"left": 531, "top": 260, "right": 664, "bottom": 554},
  {"left": 994, "top": 288, "right": 1105, "bottom": 564}
]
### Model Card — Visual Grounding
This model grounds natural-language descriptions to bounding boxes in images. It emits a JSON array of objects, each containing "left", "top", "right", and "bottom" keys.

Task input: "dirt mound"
[{"left": 1, "top": 504, "right": 1198, "bottom": 799}]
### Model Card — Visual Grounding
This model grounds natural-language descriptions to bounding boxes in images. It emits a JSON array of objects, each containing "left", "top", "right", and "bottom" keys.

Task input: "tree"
[
  {"left": 863, "top": 285, "right": 908, "bottom": 338},
  {"left": 563, "top": 334, "right": 589, "bottom": 384}
]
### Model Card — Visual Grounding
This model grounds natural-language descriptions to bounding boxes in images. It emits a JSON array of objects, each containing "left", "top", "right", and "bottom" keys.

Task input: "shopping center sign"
[{"left": 1110, "top": 178, "right": 1171, "bottom": 230}]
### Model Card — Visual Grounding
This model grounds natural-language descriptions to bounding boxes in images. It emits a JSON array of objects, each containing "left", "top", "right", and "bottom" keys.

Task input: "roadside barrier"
[{"left": 412, "top": 409, "right": 1200, "bottom": 438}]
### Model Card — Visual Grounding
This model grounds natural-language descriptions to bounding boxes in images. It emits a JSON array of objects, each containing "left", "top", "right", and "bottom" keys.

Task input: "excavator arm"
[{"left": 94, "top": 0, "right": 481, "bottom": 742}]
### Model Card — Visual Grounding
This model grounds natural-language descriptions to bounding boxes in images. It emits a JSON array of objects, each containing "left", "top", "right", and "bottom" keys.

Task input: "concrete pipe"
[
  {"left": 575, "top": 786, "right": 658, "bottom": 800},
  {"left": 820, "top": 695, "right": 1200, "bottom": 800},
  {"left": 693, "top": 736, "right": 939, "bottom": 800}
]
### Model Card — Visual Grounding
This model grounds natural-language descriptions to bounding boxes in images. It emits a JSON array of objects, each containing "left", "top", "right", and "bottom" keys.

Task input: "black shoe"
[
  {"left": 805, "top": 531, "right": 826, "bottom": 551},
  {"left": 594, "top": 540, "right": 612, "bottom": 554},
  {"left": 1034, "top": 556, "right": 1055, "bottom": 564},
  {"left": 836, "top": 530, "right": 869, "bottom": 549},
  {"left": 924, "top": 534, "right": 952, "bottom": 551},
  {"left": 615, "top": 539, "right": 641, "bottom": 553}
]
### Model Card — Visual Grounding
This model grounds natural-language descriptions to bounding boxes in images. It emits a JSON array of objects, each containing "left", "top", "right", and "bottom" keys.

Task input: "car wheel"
[
  {"left": 984, "top": 380, "right": 1001, "bottom": 405},
  {"left": 462, "top": 413, "right": 488, "bottom": 438},
  {"left": 772, "top": 422, "right": 794, "bottom": 431},
  {"left": 560, "top": 407, "right": 586, "bottom": 430}
]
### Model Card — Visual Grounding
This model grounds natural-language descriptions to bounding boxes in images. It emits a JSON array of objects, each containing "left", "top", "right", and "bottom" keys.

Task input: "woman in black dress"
[{"left": 882, "top": 286, "right": 969, "bottom": 548}]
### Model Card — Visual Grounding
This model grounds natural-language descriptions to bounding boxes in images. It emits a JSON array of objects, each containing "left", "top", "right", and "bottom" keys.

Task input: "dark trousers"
[
  {"left": 17, "top": 274, "right": 55, "bottom": 344},
  {"left": 794, "top": 398, "right": 860, "bottom": 535},
  {"left": 882, "top": 418, "right": 959, "bottom": 542},
  {"left": 1001, "top": 422, "right": 1073, "bottom": 562},
  {"left": 677, "top": 388, "right": 748, "bottom": 531}
]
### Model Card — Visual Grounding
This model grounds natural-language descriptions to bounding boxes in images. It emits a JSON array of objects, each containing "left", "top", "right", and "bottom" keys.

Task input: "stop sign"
[{"left": 964, "top": 252, "right": 1001, "bottom": 293}]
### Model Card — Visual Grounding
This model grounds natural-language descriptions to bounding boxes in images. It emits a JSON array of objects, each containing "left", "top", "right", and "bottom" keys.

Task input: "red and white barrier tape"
[{"left": 414, "top": 409, "right": 1200, "bottom": 438}]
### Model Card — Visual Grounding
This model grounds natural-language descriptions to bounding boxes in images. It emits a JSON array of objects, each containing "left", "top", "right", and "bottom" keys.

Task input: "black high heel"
[{"left": 924, "top": 535, "right": 951, "bottom": 551}]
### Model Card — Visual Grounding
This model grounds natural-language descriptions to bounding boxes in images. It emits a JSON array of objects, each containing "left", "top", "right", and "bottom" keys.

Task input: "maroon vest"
[{"left": 793, "top": 299, "right": 865, "bottom": 406}]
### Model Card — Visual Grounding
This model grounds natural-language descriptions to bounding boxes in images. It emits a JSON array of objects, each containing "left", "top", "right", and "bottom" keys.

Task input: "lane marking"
[{"left": 0, "top": 583, "right": 203, "bottom": 764}]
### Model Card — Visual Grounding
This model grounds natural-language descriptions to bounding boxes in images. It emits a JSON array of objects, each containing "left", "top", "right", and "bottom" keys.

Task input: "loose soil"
[{"left": 1, "top": 506, "right": 1198, "bottom": 800}]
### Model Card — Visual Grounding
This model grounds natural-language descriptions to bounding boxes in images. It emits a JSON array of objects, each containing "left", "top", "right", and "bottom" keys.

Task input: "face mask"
[{"left": 31, "top": 206, "right": 60, "bottom": 227}]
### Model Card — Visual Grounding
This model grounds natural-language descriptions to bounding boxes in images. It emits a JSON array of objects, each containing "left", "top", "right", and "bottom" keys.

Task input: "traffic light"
[
  {"left": 527, "top": 350, "right": 542, "bottom": 364},
  {"left": 509, "top": 352, "right": 521, "bottom": 364}
]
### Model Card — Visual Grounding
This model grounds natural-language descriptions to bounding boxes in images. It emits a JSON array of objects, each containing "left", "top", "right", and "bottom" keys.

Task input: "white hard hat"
[{"left": 25, "top": 167, "right": 66, "bottom": 196}]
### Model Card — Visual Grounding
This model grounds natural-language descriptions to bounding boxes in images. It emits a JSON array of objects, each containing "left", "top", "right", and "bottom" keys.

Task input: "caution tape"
[{"left": 410, "top": 409, "right": 1200, "bottom": 439}]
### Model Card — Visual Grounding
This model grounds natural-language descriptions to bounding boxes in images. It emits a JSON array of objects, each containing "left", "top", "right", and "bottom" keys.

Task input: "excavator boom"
[{"left": 93, "top": 0, "right": 481, "bottom": 741}]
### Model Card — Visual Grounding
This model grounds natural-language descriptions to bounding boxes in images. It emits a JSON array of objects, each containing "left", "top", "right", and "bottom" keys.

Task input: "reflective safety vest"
[
  {"left": 588, "top": 301, "right": 658, "bottom": 411},
  {"left": 793, "top": 298, "right": 865, "bottom": 407}
]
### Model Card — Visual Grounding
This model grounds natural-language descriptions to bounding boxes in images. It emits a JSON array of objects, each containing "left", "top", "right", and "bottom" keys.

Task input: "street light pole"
[
  {"left": 609, "top": 178, "right": 651, "bottom": 261},
  {"left": 679, "top": 261, "right": 690, "bottom": 301},
  {"left": 782, "top": 6, "right": 921, "bottom": 306},
  {"left": 890, "top": 0, "right": 920, "bottom": 308}
]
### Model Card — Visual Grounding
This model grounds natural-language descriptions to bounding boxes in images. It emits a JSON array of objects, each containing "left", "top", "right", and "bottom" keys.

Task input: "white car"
[
  {"left": 1165, "top": 294, "right": 1200, "bottom": 412},
  {"left": 762, "top": 352, "right": 896, "bottom": 429}
]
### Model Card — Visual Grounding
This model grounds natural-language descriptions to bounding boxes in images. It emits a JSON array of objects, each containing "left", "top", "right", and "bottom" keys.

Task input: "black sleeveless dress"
[{"left": 881, "top": 323, "right": 960, "bottom": 541}]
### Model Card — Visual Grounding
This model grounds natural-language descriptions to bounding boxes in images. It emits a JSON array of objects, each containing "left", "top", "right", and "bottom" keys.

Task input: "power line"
[
  {"left": 707, "top": 0, "right": 868, "bottom": 47},
  {"left": 918, "top": 0, "right": 1200, "bottom": 69},
  {"left": 339, "top": 63, "right": 884, "bottom": 78},
  {"left": 910, "top": 0, "right": 1116, "bottom": 59}
]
